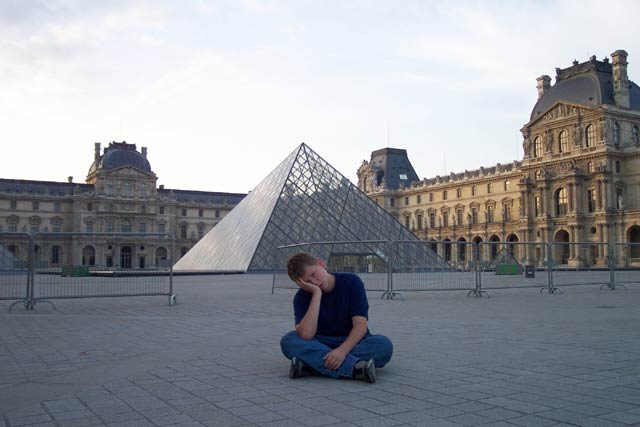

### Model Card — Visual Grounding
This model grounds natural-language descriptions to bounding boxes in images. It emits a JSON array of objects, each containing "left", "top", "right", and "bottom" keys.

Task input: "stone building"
[
  {"left": 0, "top": 142, "right": 245, "bottom": 268},
  {"left": 358, "top": 50, "right": 640, "bottom": 267}
]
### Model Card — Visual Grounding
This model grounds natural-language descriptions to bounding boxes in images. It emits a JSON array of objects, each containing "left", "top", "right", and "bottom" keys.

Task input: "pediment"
[
  {"left": 527, "top": 101, "right": 595, "bottom": 127},
  {"left": 104, "top": 166, "right": 155, "bottom": 179}
]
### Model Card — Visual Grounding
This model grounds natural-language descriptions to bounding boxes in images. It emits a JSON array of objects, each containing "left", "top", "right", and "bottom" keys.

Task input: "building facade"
[
  {"left": 358, "top": 50, "right": 640, "bottom": 267},
  {"left": 0, "top": 142, "right": 245, "bottom": 268}
]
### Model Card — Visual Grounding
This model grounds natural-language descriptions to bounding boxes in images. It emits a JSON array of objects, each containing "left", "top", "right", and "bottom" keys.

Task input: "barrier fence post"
[
  {"left": 468, "top": 242, "right": 489, "bottom": 297},
  {"left": 540, "top": 242, "right": 562, "bottom": 294},
  {"left": 169, "top": 236, "right": 176, "bottom": 305},
  {"left": 27, "top": 234, "right": 35, "bottom": 310}
]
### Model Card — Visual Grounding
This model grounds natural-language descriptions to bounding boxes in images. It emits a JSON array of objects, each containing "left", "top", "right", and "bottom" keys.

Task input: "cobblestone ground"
[{"left": 1, "top": 275, "right": 640, "bottom": 426}]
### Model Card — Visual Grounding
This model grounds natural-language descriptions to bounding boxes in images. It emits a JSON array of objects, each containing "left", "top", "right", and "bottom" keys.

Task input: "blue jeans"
[{"left": 280, "top": 331, "right": 393, "bottom": 379}]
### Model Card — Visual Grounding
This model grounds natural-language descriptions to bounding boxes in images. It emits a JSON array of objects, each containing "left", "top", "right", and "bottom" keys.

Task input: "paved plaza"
[{"left": 2, "top": 275, "right": 640, "bottom": 427}]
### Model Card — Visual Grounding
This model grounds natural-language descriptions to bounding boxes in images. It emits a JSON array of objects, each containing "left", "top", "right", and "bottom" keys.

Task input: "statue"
[
  {"left": 544, "top": 131, "right": 553, "bottom": 153},
  {"left": 573, "top": 125, "right": 582, "bottom": 147},
  {"left": 467, "top": 212, "right": 472, "bottom": 225},
  {"left": 618, "top": 193, "right": 625, "bottom": 210}
]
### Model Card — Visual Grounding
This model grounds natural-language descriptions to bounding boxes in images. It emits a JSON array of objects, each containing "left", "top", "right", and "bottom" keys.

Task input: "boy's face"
[{"left": 297, "top": 260, "right": 330, "bottom": 291}]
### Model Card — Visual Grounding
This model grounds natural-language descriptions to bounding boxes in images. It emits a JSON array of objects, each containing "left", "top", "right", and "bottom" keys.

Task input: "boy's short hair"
[{"left": 287, "top": 252, "right": 318, "bottom": 281}]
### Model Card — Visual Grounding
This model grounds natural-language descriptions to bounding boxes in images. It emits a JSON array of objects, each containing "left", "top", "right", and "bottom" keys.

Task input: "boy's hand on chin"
[{"left": 297, "top": 279, "right": 322, "bottom": 295}]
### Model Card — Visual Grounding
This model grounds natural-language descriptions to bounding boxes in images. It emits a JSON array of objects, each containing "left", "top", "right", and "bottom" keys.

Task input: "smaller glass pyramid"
[{"left": 174, "top": 143, "right": 448, "bottom": 272}]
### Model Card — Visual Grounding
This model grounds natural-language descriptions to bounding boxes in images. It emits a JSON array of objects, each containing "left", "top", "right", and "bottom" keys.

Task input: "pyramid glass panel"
[{"left": 175, "top": 143, "right": 448, "bottom": 272}]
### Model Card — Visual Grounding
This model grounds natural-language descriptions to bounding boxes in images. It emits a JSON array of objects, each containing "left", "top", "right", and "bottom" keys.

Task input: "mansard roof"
[
  {"left": 530, "top": 56, "right": 640, "bottom": 121},
  {"left": 0, "top": 179, "right": 92, "bottom": 196}
]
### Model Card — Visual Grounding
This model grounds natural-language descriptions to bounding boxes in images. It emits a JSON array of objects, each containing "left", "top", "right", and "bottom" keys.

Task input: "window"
[
  {"left": 587, "top": 162, "right": 594, "bottom": 173},
  {"left": 587, "top": 189, "right": 596, "bottom": 213},
  {"left": 158, "top": 223, "right": 166, "bottom": 233},
  {"left": 429, "top": 193, "right": 434, "bottom": 202},
  {"left": 390, "top": 198, "right": 395, "bottom": 207},
  {"left": 456, "top": 188, "right": 462, "bottom": 198},
  {"left": 443, "top": 190, "right": 448, "bottom": 201},
  {"left": 457, "top": 209, "right": 463, "bottom": 226},
  {"left": 32, "top": 201, "right": 39, "bottom": 211},
  {"left": 51, "top": 217, "right": 62, "bottom": 232},
  {"left": 85, "top": 220, "right": 93, "bottom": 233},
  {"left": 487, "top": 183, "right": 492, "bottom": 194},
  {"left": 106, "top": 221, "right": 115, "bottom": 233},
  {"left": 534, "top": 137, "right": 543, "bottom": 157},
  {"left": 613, "top": 121, "right": 620, "bottom": 147},
  {"left": 10, "top": 200, "right": 17, "bottom": 210},
  {"left": 504, "top": 180, "right": 510, "bottom": 191},
  {"left": 106, "top": 255, "right": 113, "bottom": 267},
  {"left": 417, "top": 194, "right": 421, "bottom": 204},
  {"left": 121, "top": 219, "right": 132, "bottom": 233},
  {"left": 429, "top": 212, "right": 436, "bottom": 228},
  {"left": 471, "top": 207, "right": 478, "bottom": 224},
  {"left": 139, "top": 183, "right": 147, "bottom": 196},
  {"left": 404, "top": 216, "right": 410, "bottom": 229},
  {"left": 54, "top": 202, "right": 61, "bottom": 212},
  {"left": 123, "top": 182, "right": 132, "bottom": 196},
  {"left": 141, "top": 205, "right": 146, "bottom": 214},
  {"left": 87, "top": 202, "right": 93, "bottom": 211},
  {"left": 633, "top": 126, "right": 639, "bottom": 145},
  {"left": 107, "top": 181, "right": 115, "bottom": 194},
  {"left": 535, "top": 196, "right": 541, "bottom": 217},
  {"left": 197, "top": 223, "right": 205, "bottom": 239},
  {"left": 555, "top": 188, "right": 568, "bottom": 216},
  {"left": 51, "top": 246, "right": 61, "bottom": 265},
  {"left": 615, "top": 161, "right": 621, "bottom": 173},
  {"left": 108, "top": 204, "right": 114, "bottom": 212},
  {"left": 181, "top": 208, "right": 187, "bottom": 217},
  {"left": 180, "top": 224, "right": 187, "bottom": 239},
  {"left": 139, "top": 222, "right": 147, "bottom": 233},
  {"left": 558, "top": 130, "right": 568, "bottom": 153},
  {"left": 487, "top": 205, "right": 494, "bottom": 223},
  {"left": 443, "top": 212, "right": 449, "bottom": 227},
  {"left": 215, "top": 210, "right": 220, "bottom": 218},
  {"left": 159, "top": 206, "right": 165, "bottom": 214},
  {"left": 29, "top": 216, "right": 40, "bottom": 234},
  {"left": 585, "top": 125, "right": 595, "bottom": 147},
  {"left": 503, "top": 204, "right": 511, "bottom": 221},
  {"left": 7, "top": 216, "right": 18, "bottom": 232},
  {"left": 417, "top": 214, "right": 423, "bottom": 230},
  {"left": 471, "top": 186, "right": 476, "bottom": 196},
  {"left": 405, "top": 197, "right": 409, "bottom": 206},
  {"left": 199, "top": 209, "right": 204, "bottom": 217}
]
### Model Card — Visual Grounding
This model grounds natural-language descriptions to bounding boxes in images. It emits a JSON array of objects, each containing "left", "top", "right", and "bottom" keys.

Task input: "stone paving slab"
[{"left": 1, "top": 275, "right": 640, "bottom": 426}]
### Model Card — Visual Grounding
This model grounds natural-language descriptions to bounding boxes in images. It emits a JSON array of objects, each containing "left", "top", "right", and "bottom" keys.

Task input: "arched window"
[
  {"left": 558, "top": 130, "right": 568, "bottom": 153},
  {"left": 555, "top": 188, "right": 568, "bottom": 216},
  {"left": 534, "top": 137, "right": 543, "bottom": 157},
  {"left": 613, "top": 121, "right": 620, "bottom": 147},
  {"left": 471, "top": 185, "right": 476, "bottom": 196},
  {"left": 82, "top": 246, "right": 95, "bottom": 266},
  {"left": 585, "top": 125, "right": 595, "bottom": 147},
  {"left": 633, "top": 126, "right": 640, "bottom": 145}
]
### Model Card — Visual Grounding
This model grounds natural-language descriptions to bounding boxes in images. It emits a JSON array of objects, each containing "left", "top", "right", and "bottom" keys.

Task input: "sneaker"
[
  {"left": 353, "top": 359, "right": 376, "bottom": 383},
  {"left": 289, "top": 357, "right": 304, "bottom": 379}
]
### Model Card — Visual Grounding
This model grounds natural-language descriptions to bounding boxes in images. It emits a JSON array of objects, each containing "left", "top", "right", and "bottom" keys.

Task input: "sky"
[{"left": 2, "top": 0, "right": 640, "bottom": 194}]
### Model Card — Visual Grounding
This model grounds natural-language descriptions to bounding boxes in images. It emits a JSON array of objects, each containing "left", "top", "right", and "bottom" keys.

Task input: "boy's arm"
[
  {"left": 295, "top": 284, "right": 322, "bottom": 340},
  {"left": 323, "top": 315, "right": 368, "bottom": 370}
]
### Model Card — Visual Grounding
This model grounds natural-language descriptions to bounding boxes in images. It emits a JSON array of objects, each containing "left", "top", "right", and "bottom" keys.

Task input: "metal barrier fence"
[
  {"left": 611, "top": 242, "right": 640, "bottom": 288},
  {"left": 0, "top": 233, "right": 32, "bottom": 309},
  {"left": 0, "top": 232, "right": 176, "bottom": 310},
  {"left": 273, "top": 240, "right": 640, "bottom": 298},
  {"left": 272, "top": 241, "right": 391, "bottom": 294},
  {"left": 392, "top": 240, "right": 476, "bottom": 296}
]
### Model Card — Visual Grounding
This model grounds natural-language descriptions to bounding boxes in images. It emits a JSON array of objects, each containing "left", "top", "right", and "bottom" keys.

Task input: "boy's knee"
[
  {"left": 280, "top": 331, "right": 300, "bottom": 358},
  {"left": 370, "top": 334, "right": 393, "bottom": 366}
]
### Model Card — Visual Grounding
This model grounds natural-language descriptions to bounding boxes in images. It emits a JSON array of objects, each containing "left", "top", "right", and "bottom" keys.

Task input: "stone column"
[
  {"left": 568, "top": 184, "right": 574, "bottom": 212},
  {"left": 596, "top": 180, "right": 603, "bottom": 210}
]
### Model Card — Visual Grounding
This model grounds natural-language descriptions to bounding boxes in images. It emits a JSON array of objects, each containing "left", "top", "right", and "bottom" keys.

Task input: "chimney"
[
  {"left": 68, "top": 176, "right": 73, "bottom": 183},
  {"left": 536, "top": 75, "right": 551, "bottom": 99},
  {"left": 611, "top": 50, "right": 630, "bottom": 108},
  {"left": 141, "top": 147, "right": 147, "bottom": 158},
  {"left": 159, "top": 184, "right": 164, "bottom": 190},
  {"left": 94, "top": 142, "right": 101, "bottom": 161}
]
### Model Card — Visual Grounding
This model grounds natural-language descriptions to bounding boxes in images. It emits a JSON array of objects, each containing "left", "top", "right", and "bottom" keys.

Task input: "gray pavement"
[{"left": 2, "top": 275, "right": 640, "bottom": 426}]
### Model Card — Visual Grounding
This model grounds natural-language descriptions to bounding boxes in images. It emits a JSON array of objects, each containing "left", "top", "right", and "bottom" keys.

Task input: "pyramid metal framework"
[{"left": 174, "top": 143, "right": 448, "bottom": 272}]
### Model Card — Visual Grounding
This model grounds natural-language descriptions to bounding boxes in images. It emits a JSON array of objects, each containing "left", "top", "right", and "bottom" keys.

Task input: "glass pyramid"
[{"left": 174, "top": 143, "right": 448, "bottom": 272}]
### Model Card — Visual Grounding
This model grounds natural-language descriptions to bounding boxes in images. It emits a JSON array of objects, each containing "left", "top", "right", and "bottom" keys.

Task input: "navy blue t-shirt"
[{"left": 293, "top": 272, "right": 369, "bottom": 337}]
